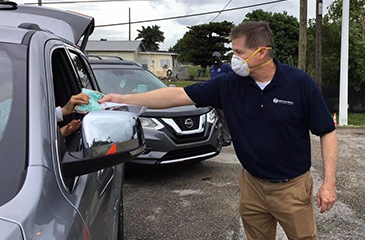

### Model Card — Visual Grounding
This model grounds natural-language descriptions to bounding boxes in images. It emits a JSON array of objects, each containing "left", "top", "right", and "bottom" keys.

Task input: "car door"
[
  {"left": 45, "top": 40, "right": 120, "bottom": 240},
  {"left": 66, "top": 48, "right": 122, "bottom": 240}
]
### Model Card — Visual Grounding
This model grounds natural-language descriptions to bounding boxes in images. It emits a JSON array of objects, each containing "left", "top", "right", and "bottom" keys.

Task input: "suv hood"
[
  {"left": 0, "top": 219, "right": 22, "bottom": 239},
  {"left": 141, "top": 105, "right": 211, "bottom": 118},
  {"left": 0, "top": 4, "right": 94, "bottom": 51}
]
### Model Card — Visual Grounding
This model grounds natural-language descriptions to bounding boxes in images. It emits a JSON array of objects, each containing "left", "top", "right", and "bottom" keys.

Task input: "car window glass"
[
  {"left": 52, "top": 48, "right": 85, "bottom": 191},
  {"left": 69, "top": 51, "right": 92, "bottom": 89},
  {"left": 0, "top": 50, "right": 13, "bottom": 141},
  {"left": 94, "top": 68, "right": 166, "bottom": 95},
  {"left": 52, "top": 48, "right": 84, "bottom": 153},
  {"left": 0, "top": 43, "right": 27, "bottom": 206}
]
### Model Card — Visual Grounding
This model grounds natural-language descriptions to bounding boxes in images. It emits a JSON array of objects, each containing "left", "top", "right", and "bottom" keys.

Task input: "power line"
[
  {"left": 24, "top": 0, "right": 149, "bottom": 5},
  {"left": 284, "top": 1, "right": 299, "bottom": 11},
  {"left": 210, "top": 0, "right": 233, "bottom": 23},
  {"left": 96, "top": 0, "right": 289, "bottom": 28}
]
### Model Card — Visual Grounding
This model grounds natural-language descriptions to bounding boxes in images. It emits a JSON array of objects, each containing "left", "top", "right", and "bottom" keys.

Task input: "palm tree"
[{"left": 135, "top": 25, "right": 165, "bottom": 51}]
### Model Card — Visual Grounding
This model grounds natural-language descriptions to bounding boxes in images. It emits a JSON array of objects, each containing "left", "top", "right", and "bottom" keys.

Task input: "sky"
[{"left": 16, "top": 0, "right": 334, "bottom": 50}]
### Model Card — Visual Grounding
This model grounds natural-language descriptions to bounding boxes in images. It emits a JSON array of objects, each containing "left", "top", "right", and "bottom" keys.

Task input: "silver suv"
[{"left": 0, "top": 3, "right": 145, "bottom": 239}]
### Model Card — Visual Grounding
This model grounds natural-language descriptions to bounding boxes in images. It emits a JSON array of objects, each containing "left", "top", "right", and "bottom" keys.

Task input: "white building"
[{"left": 86, "top": 40, "right": 178, "bottom": 79}]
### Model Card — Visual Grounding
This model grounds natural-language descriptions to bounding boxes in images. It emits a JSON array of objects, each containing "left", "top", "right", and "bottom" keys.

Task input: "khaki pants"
[{"left": 239, "top": 170, "right": 317, "bottom": 240}]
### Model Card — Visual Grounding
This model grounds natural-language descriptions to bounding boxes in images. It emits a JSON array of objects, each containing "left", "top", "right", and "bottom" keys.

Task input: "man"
[
  {"left": 209, "top": 51, "right": 233, "bottom": 146},
  {"left": 100, "top": 21, "right": 338, "bottom": 240},
  {"left": 209, "top": 51, "right": 233, "bottom": 78}
]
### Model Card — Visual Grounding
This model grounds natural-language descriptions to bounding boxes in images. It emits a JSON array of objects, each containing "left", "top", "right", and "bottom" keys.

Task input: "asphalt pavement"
[{"left": 123, "top": 127, "right": 365, "bottom": 240}]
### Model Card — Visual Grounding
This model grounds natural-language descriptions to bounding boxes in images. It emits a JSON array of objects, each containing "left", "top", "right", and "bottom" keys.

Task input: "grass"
[
  {"left": 187, "top": 65, "right": 210, "bottom": 81},
  {"left": 346, "top": 113, "right": 365, "bottom": 126},
  {"left": 333, "top": 113, "right": 365, "bottom": 126},
  {"left": 171, "top": 80, "right": 199, "bottom": 87}
]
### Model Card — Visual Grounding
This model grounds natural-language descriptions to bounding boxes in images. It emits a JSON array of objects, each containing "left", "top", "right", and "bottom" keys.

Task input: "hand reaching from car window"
[
  {"left": 62, "top": 93, "right": 89, "bottom": 116},
  {"left": 60, "top": 119, "right": 82, "bottom": 137}
]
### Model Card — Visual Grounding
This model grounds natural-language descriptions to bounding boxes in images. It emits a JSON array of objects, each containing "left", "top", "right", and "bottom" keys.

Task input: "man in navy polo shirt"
[
  {"left": 209, "top": 51, "right": 233, "bottom": 146},
  {"left": 209, "top": 51, "right": 232, "bottom": 78},
  {"left": 100, "top": 21, "right": 338, "bottom": 240}
]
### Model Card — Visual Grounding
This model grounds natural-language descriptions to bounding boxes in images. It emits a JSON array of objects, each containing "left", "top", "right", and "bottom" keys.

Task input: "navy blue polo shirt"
[
  {"left": 209, "top": 62, "right": 233, "bottom": 78},
  {"left": 184, "top": 59, "right": 335, "bottom": 180}
]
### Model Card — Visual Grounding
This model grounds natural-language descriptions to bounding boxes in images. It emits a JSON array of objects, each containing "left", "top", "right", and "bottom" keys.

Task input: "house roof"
[
  {"left": 86, "top": 40, "right": 146, "bottom": 52},
  {"left": 139, "top": 51, "right": 178, "bottom": 56}
]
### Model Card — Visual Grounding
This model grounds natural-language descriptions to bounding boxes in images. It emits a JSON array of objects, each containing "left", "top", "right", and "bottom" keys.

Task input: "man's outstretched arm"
[{"left": 99, "top": 87, "right": 195, "bottom": 109}]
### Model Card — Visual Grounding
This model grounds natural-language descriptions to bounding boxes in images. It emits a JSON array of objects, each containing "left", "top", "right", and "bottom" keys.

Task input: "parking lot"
[{"left": 123, "top": 127, "right": 365, "bottom": 240}]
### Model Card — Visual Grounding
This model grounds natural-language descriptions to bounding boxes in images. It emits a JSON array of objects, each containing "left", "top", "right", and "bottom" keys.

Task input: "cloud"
[{"left": 16, "top": 0, "right": 332, "bottom": 50}]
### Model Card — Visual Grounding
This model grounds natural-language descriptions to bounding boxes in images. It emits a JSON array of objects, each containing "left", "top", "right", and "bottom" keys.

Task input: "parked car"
[
  {"left": 0, "top": 2, "right": 145, "bottom": 240},
  {"left": 88, "top": 55, "right": 223, "bottom": 165}
]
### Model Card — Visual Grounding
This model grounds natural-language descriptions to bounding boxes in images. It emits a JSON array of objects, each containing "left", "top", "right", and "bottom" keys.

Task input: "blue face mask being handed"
[
  {"left": 231, "top": 47, "right": 273, "bottom": 77},
  {"left": 75, "top": 88, "right": 104, "bottom": 113}
]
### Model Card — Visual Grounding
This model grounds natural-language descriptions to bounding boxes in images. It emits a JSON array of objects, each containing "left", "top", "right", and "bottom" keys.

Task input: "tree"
[
  {"left": 135, "top": 25, "right": 165, "bottom": 51},
  {"left": 307, "top": 0, "right": 365, "bottom": 89},
  {"left": 171, "top": 21, "right": 234, "bottom": 76},
  {"left": 243, "top": 9, "right": 300, "bottom": 67}
]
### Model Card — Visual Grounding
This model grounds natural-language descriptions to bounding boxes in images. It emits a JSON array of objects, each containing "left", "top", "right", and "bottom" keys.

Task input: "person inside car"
[{"left": 55, "top": 93, "right": 89, "bottom": 137}]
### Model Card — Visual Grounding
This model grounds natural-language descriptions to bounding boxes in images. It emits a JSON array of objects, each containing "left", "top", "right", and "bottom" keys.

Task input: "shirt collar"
[{"left": 245, "top": 58, "right": 284, "bottom": 88}]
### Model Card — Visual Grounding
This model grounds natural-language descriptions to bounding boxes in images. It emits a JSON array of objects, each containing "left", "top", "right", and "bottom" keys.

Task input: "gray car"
[
  {"left": 0, "top": 3, "right": 145, "bottom": 239},
  {"left": 89, "top": 56, "right": 223, "bottom": 165}
]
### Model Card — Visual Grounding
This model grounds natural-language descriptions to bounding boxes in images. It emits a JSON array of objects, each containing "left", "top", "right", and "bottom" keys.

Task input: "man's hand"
[
  {"left": 62, "top": 93, "right": 89, "bottom": 116},
  {"left": 317, "top": 184, "right": 336, "bottom": 213},
  {"left": 98, "top": 93, "right": 124, "bottom": 103},
  {"left": 60, "top": 119, "right": 82, "bottom": 137}
]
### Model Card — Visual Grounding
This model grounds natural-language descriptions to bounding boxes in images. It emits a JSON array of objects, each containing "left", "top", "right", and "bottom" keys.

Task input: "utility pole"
[
  {"left": 298, "top": 0, "right": 307, "bottom": 71},
  {"left": 339, "top": 0, "right": 350, "bottom": 126},
  {"left": 38, "top": 0, "right": 42, "bottom": 6},
  {"left": 129, "top": 8, "right": 131, "bottom": 41},
  {"left": 315, "top": 0, "right": 323, "bottom": 91}
]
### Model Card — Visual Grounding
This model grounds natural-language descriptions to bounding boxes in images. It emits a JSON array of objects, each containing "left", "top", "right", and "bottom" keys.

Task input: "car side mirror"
[{"left": 62, "top": 111, "right": 145, "bottom": 178}]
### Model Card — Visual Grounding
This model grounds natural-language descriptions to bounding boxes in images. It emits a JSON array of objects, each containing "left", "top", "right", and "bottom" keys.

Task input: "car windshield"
[
  {"left": 0, "top": 42, "right": 27, "bottom": 206},
  {"left": 93, "top": 67, "right": 167, "bottom": 95}
]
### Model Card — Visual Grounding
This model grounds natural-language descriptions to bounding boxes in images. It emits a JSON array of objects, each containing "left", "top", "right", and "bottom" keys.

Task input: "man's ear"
[{"left": 258, "top": 47, "right": 268, "bottom": 59}]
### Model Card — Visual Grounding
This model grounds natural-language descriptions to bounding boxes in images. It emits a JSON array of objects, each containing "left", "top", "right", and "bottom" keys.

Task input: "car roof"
[
  {"left": 0, "top": 2, "right": 94, "bottom": 51},
  {"left": 0, "top": 25, "right": 29, "bottom": 44},
  {"left": 87, "top": 55, "right": 142, "bottom": 68}
]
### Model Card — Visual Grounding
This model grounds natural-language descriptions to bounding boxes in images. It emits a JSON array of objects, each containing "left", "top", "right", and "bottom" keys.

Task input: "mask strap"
[
  {"left": 246, "top": 47, "right": 273, "bottom": 72},
  {"left": 243, "top": 47, "right": 273, "bottom": 64},
  {"left": 250, "top": 58, "right": 273, "bottom": 71},
  {"left": 243, "top": 48, "right": 262, "bottom": 63}
]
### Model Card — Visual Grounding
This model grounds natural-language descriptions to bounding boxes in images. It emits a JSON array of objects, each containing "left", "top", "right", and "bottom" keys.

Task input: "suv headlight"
[
  {"left": 207, "top": 109, "right": 217, "bottom": 124},
  {"left": 139, "top": 117, "right": 164, "bottom": 130}
]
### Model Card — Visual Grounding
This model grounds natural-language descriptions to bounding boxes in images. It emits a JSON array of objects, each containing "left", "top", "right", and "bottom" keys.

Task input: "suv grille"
[{"left": 173, "top": 115, "right": 200, "bottom": 131}]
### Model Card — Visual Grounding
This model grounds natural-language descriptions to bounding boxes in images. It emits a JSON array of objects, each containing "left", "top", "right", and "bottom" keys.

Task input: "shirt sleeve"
[
  {"left": 223, "top": 63, "right": 233, "bottom": 73},
  {"left": 55, "top": 106, "right": 63, "bottom": 122},
  {"left": 184, "top": 76, "right": 222, "bottom": 109},
  {"left": 307, "top": 81, "right": 336, "bottom": 136}
]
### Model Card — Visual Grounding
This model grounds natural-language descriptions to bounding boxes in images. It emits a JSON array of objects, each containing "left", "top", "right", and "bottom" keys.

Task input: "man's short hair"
[
  {"left": 230, "top": 21, "right": 274, "bottom": 58},
  {"left": 212, "top": 52, "right": 221, "bottom": 58}
]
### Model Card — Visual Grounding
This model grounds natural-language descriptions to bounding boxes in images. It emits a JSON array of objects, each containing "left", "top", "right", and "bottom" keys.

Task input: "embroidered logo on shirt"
[
  {"left": 273, "top": 98, "right": 294, "bottom": 105},
  {"left": 218, "top": 68, "right": 221, "bottom": 72}
]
